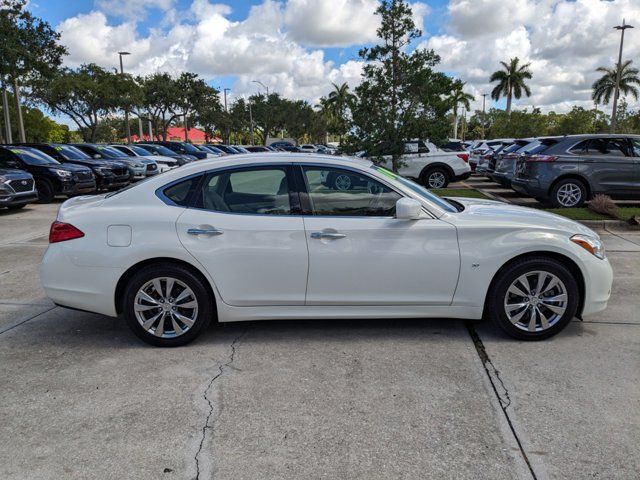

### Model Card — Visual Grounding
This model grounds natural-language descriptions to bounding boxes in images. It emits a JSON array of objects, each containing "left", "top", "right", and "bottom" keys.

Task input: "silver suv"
[{"left": 511, "top": 134, "right": 640, "bottom": 207}]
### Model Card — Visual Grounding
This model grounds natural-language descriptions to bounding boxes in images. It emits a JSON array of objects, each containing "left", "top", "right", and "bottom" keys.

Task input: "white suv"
[{"left": 362, "top": 140, "right": 471, "bottom": 188}]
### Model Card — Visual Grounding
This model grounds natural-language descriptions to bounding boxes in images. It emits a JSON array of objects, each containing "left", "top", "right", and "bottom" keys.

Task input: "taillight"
[
  {"left": 526, "top": 155, "right": 557, "bottom": 162},
  {"left": 49, "top": 221, "right": 85, "bottom": 243},
  {"left": 457, "top": 153, "right": 469, "bottom": 163}
]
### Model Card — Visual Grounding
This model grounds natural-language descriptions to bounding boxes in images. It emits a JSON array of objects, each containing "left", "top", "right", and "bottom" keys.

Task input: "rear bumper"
[
  {"left": 490, "top": 171, "right": 513, "bottom": 188},
  {"left": 453, "top": 171, "right": 471, "bottom": 182},
  {"left": 511, "top": 178, "right": 547, "bottom": 198}
]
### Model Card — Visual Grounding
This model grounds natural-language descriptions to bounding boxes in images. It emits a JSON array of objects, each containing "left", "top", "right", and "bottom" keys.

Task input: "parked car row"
[
  {"left": 470, "top": 134, "right": 640, "bottom": 207},
  {"left": 0, "top": 140, "right": 345, "bottom": 209}
]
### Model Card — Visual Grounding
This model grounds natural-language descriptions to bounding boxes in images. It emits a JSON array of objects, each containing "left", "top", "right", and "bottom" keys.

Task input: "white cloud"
[
  {"left": 95, "top": 0, "right": 176, "bottom": 19},
  {"left": 423, "top": 0, "right": 640, "bottom": 113}
]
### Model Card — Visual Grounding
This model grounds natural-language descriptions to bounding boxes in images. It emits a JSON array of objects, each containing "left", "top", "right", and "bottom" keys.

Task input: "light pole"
[
  {"left": 481, "top": 93, "right": 488, "bottom": 139},
  {"left": 248, "top": 100, "right": 255, "bottom": 146},
  {"left": 611, "top": 20, "right": 634, "bottom": 132},
  {"left": 118, "top": 51, "right": 131, "bottom": 143},
  {"left": 223, "top": 88, "right": 230, "bottom": 144}
]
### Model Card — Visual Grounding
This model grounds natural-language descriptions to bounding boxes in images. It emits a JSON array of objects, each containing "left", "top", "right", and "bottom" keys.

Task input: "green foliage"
[
  {"left": 489, "top": 57, "right": 533, "bottom": 115},
  {"left": 0, "top": 0, "right": 66, "bottom": 85},
  {"left": 0, "top": 91, "right": 70, "bottom": 142},
  {"left": 33, "top": 64, "right": 141, "bottom": 142},
  {"left": 592, "top": 60, "right": 640, "bottom": 105},
  {"left": 347, "top": 0, "right": 452, "bottom": 170}
]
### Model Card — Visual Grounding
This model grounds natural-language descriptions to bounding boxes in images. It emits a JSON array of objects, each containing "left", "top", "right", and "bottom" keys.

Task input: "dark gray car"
[{"left": 511, "top": 134, "right": 640, "bottom": 207}]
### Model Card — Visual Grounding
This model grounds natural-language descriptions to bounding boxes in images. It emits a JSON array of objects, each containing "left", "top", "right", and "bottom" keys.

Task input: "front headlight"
[
  {"left": 0, "top": 175, "right": 6, "bottom": 184},
  {"left": 571, "top": 234, "right": 605, "bottom": 259},
  {"left": 134, "top": 163, "right": 144, "bottom": 169},
  {"left": 54, "top": 169, "right": 72, "bottom": 178}
]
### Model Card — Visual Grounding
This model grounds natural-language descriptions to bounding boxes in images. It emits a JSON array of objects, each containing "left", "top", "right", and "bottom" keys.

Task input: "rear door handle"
[
  {"left": 310, "top": 231, "right": 346, "bottom": 240},
  {"left": 187, "top": 228, "right": 223, "bottom": 236}
]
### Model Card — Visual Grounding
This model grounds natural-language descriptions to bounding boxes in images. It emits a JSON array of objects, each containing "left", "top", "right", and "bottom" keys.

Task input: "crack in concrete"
[
  {"left": 465, "top": 322, "right": 538, "bottom": 480},
  {"left": 604, "top": 225, "right": 640, "bottom": 247},
  {"left": 0, "top": 306, "right": 57, "bottom": 336},
  {"left": 193, "top": 329, "right": 247, "bottom": 480}
]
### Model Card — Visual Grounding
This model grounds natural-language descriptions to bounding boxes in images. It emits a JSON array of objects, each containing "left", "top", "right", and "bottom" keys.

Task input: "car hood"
[
  {"left": 0, "top": 168, "right": 32, "bottom": 179},
  {"left": 443, "top": 197, "right": 597, "bottom": 237},
  {"left": 153, "top": 155, "right": 178, "bottom": 164}
]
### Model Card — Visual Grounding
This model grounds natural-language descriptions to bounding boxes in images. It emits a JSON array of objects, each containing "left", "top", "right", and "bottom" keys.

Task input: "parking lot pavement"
[{"left": 1, "top": 203, "right": 638, "bottom": 480}]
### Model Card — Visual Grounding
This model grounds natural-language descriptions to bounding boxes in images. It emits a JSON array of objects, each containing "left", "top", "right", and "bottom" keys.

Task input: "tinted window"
[
  {"left": 572, "top": 138, "right": 630, "bottom": 157},
  {"left": 526, "top": 139, "right": 558, "bottom": 155},
  {"left": 502, "top": 142, "right": 527, "bottom": 154},
  {"left": 54, "top": 145, "right": 91, "bottom": 160},
  {"left": 138, "top": 144, "right": 175, "bottom": 156},
  {"left": 303, "top": 166, "right": 401, "bottom": 216},
  {"left": 96, "top": 146, "right": 128, "bottom": 158},
  {"left": 196, "top": 167, "right": 291, "bottom": 215},
  {"left": 163, "top": 176, "right": 201, "bottom": 206},
  {"left": 632, "top": 139, "right": 640, "bottom": 156},
  {"left": 130, "top": 146, "right": 151, "bottom": 156},
  {"left": 9, "top": 148, "right": 59, "bottom": 165}
]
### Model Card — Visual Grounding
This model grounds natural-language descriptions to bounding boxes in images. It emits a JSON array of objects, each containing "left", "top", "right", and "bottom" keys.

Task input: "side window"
[
  {"left": 404, "top": 142, "right": 419, "bottom": 154},
  {"left": 162, "top": 176, "right": 201, "bottom": 206},
  {"left": 302, "top": 166, "right": 402, "bottom": 217},
  {"left": 606, "top": 139, "right": 630, "bottom": 157},
  {"left": 569, "top": 141, "right": 589, "bottom": 154},
  {"left": 418, "top": 141, "right": 429, "bottom": 153},
  {"left": 198, "top": 167, "right": 291, "bottom": 215},
  {"left": 632, "top": 139, "right": 640, "bottom": 157}
]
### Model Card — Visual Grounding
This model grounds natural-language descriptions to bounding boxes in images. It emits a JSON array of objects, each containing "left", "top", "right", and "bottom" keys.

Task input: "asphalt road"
[{"left": 1, "top": 201, "right": 638, "bottom": 480}]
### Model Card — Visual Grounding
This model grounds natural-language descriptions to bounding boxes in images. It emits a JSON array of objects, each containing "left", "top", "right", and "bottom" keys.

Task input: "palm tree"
[
  {"left": 323, "top": 82, "right": 355, "bottom": 142},
  {"left": 448, "top": 80, "right": 474, "bottom": 139},
  {"left": 489, "top": 57, "right": 533, "bottom": 115},
  {"left": 592, "top": 59, "right": 640, "bottom": 107}
]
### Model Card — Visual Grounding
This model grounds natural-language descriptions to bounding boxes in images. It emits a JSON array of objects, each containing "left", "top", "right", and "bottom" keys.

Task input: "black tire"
[
  {"left": 35, "top": 179, "right": 55, "bottom": 204},
  {"left": 123, "top": 264, "right": 214, "bottom": 347},
  {"left": 550, "top": 178, "right": 587, "bottom": 208},
  {"left": 487, "top": 257, "right": 579, "bottom": 341},
  {"left": 7, "top": 204, "right": 26, "bottom": 210},
  {"left": 422, "top": 167, "right": 450, "bottom": 189}
]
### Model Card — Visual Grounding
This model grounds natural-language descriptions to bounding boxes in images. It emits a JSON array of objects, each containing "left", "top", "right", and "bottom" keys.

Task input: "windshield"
[
  {"left": 10, "top": 148, "right": 60, "bottom": 165},
  {"left": 54, "top": 145, "right": 91, "bottom": 160},
  {"left": 137, "top": 144, "right": 175, "bottom": 156},
  {"left": 180, "top": 143, "right": 201, "bottom": 154},
  {"left": 96, "top": 146, "right": 129, "bottom": 158},
  {"left": 370, "top": 166, "right": 457, "bottom": 213},
  {"left": 129, "top": 146, "right": 151, "bottom": 156}
]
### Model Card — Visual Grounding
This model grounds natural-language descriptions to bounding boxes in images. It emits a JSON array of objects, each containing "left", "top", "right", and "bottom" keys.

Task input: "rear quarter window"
[{"left": 161, "top": 176, "right": 201, "bottom": 206}]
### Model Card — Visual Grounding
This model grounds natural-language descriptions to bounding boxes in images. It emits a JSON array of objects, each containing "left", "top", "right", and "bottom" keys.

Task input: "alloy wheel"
[
  {"left": 427, "top": 171, "right": 446, "bottom": 189},
  {"left": 503, "top": 270, "right": 568, "bottom": 333},
  {"left": 133, "top": 277, "right": 198, "bottom": 338},
  {"left": 556, "top": 183, "right": 582, "bottom": 207}
]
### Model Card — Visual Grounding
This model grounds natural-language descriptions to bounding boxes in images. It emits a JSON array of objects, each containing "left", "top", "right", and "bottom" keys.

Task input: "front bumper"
[
  {"left": 61, "top": 180, "right": 97, "bottom": 195},
  {"left": 129, "top": 167, "right": 147, "bottom": 181},
  {"left": 96, "top": 174, "right": 130, "bottom": 190},
  {"left": 581, "top": 254, "right": 613, "bottom": 316},
  {"left": 0, "top": 189, "right": 38, "bottom": 206}
]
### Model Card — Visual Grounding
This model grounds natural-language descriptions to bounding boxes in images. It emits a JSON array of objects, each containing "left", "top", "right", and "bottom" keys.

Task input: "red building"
[{"left": 130, "top": 126, "right": 221, "bottom": 144}]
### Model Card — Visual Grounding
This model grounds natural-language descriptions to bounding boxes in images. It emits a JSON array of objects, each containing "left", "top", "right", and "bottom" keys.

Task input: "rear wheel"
[
  {"left": 488, "top": 257, "right": 579, "bottom": 340},
  {"left": 422, "top": 167, "right": 449, "bottom": 189},
  {"left": 123, "top": 264, "right": 213, "bottom": 347},
  {"left": 550, "top": 178, "right": 587, "bottom": 208},
  {"left": 35, "top": 179, "right": 54, "bottom": 204}
]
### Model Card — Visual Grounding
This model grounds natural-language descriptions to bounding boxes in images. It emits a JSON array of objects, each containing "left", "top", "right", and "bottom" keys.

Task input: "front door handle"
[
  {"left": 310, "top": 231, "right": 346, "bottom": 240},
  {"left": 187, "top": 227, "right": 223, "bottom": 236}
]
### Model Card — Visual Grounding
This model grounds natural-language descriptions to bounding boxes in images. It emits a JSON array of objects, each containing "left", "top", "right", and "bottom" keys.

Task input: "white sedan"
[{"left": 41, "top": 154, "right": 613, "bottom": 346}]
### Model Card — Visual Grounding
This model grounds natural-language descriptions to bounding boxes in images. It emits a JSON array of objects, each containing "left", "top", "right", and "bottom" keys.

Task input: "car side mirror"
[{"left": 396, "top": 198, "right": 422, "bottom": 220}]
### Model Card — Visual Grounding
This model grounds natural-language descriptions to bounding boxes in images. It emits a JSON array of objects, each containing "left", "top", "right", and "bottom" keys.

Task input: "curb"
[{"left": 579, "top": 220, "right": 640, "bottom": 231}]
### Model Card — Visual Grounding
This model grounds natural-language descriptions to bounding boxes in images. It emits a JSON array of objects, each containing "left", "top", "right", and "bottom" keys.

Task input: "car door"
[
  {"left": 299, "top": 164, "right": 460, "bottom": 306},
  {"left": 175, "top": 165, "right": 309, "bottom": 306},
  {"left": 630, "top": 138, "right": 640, "bottom": 197},
  {"left": 573, "top": 138, "right": 636, "bottom": 194}
]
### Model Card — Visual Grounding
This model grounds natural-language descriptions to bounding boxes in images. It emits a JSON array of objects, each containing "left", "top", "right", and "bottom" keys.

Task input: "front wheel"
[
  {"left": 488, "top": 257, "right": 579, "bottom": 340},
  {"left": 123, "top": 264, "right": 214, "bottom": 347},
  {"left": 35, "top": 179, "right": 54, "bottom": 204}
]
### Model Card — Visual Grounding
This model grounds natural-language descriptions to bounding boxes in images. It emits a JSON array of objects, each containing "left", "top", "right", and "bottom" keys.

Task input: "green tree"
[
  {"left": 0, "top": 91, "right": 70, "bottom": 142},
  {"left": 592, "top": 60, "right": 640, "bottom": 109},
  {"left": 34, "top": 64, "right": 125, "bottom": 142},
  {"left": 489, "top": 57, "right": 533, "bottom": 115},
  {"left": 138, "top": 73, "right": 181, "bottom": 140},
  {"left": 447, "top": 79, "right": 474, "bottom": 139},
  {"left": 348, "top": 0, "right": 452, "bottom": 171},
  {"left": 321, "top": 82, "right": 355, "bottom": 143},
  {"left": 0, "top": 0, "right": 67, "bottom": 141},
  {"left": 175, "top": 72, "right": 221, "bottom": 142}
]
